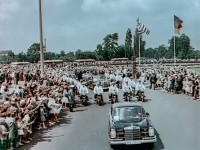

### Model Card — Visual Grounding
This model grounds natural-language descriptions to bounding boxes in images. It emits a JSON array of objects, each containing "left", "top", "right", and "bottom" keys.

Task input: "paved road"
[{"left": 19, "top": 87, "right": 200, "bottom": 150}]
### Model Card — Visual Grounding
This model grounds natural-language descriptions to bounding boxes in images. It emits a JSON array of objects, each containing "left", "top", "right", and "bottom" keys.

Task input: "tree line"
[{"left": 1, "top": 28, "right": 200, "bottom": 63}]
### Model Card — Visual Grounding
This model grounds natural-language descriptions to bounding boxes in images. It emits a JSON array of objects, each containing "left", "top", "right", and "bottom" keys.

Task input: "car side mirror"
[{"left": 146, "top": 112, "right": 150, "bottom": 116}]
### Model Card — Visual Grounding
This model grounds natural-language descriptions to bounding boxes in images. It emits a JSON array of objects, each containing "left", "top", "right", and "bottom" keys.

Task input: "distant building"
[{"left": 0, "top": 50, "right": 13, "bottom": 57}]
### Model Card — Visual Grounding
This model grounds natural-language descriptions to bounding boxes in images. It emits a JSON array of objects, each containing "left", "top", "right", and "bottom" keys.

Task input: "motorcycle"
[
  {"left": 111, "top": 94, "right": 118, "bottom": 104},
  {"left": 116, "top": 81, "right": 122, "bottom": 89},
  {"left": 131, "top": 87, "right": 136, "bottom": 97},
  {"left": 124, "top": 92, "right": 131, "bottom": 101},
  {"left": 96, "top": 94, "right": 103, "bottom": 106},
  {"left": 137, "top": 90, "right": 145, "bottom": 102},
  {"left": 80, "top": 94, "right": 87, "bottom": 106}
]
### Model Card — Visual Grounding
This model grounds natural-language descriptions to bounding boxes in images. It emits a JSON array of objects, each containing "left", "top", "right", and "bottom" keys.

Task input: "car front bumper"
[{"left": 109, "top": 136, "right": 157, "bottom": 145}]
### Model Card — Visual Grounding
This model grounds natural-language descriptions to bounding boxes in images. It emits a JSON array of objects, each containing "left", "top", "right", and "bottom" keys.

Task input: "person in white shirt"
[
  {"left": 115, "top": 73, "right": 123, "bottom": 88},
  {"left": 108, "top": 82, "right": 119, "bottom": 99},
  {"left": 105, "top": 72, "right": 110, "bottom": 79},
  {"left": 139, "top": 70, "right": 146, "bottom": 83},
  {"left": 93, "top": 82, "right": 103, "bottom": 101},
  {"left": 79, "top": 82, "right": 89, "bottom": 101},
  {"left": 122, "top": 81, "right": 132, "bottom": 96},
  {"left": 123, "top": 74, "right": 130, "bottom": 85},
  {"left": 135, "top": 80, "right": 146, "bottom": 94},
  {"left": 129, "top": 77, "right": 136, "bottom": 89},
  {"left": 109, "top": 73, "right": 116, "bottom": 82}
]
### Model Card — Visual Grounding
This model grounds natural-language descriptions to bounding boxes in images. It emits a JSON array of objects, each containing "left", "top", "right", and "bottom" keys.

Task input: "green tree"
[
  {"left": 15, "top": 52, "right": 27, "bottom": 62},
  {"left": 26, "top": 43, "right": 40, "bottom": 63},
  {"left": 102, "top": 33, "right": 119, "bottom": 60},
  {"left": 66, "top": 52, "right": 75, "bottom": 61},
  {"left": 178, "top": 34, "right": 190, "bottom": 59},
  {"left": 44, "top": 52, "right": 56, "bottom": 60},
  {"left": 157, "top": 45, "right": 168, "bottom": 59},
  {"left": 144, "top": 48, "right": 156, "bottom": 59},
  {"left": 95, "top": 44, "right": 104, "bottom": 60},
  {"left": 115, "top": 45, "right": 126, "bottom": 58},
  {"left": 168, "top": 34, "right": 191, "bottom": 59},
  {"left": 125, "top": 28, "right": 133, "bottom": 59}
]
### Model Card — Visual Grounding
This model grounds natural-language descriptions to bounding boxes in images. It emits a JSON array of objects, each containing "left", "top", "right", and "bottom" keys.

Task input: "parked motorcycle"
[{"left": 131, "top": 87, "right": 136, "bottom": 97}]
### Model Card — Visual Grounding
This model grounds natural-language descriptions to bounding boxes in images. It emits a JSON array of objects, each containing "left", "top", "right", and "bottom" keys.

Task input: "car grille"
[{"left": 124, "top": 127, "right": 140, "bottom": 140}]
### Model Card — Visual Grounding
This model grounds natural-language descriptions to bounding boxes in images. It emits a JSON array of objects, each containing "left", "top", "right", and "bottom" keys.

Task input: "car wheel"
[
  {"left": 146, "top": 143, "right": 154, "bottom": 149},
  {"left": 110, "top": 144, "right": 116, "bottom": 149}
]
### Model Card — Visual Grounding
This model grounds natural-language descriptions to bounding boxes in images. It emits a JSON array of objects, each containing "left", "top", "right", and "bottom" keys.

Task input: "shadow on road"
[
  {"left": 75, "top": 109, "right": 88, "bottom": 112},
  {"left": 144, "top": 98, "right": 152, "bottom": 102},
  {"left": 16, "top": 110, "right": 73, "bottom": 150},
  {"left": 154, "top": 129, "right": 165, "bottom": 150}
]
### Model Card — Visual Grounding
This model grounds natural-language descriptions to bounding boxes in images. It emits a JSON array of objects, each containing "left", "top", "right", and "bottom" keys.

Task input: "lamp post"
[{"left": 38, "top": 0, "right": 44, "bottom": 77}]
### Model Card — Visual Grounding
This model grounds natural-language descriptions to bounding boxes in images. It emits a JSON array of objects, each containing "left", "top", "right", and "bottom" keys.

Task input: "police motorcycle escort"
[
  {"left": 93, "top": 82, "right": 104, "bottom": 106},
  {"left": 109, "top": 82, "right": 119, "bottom": 104},
  {"left": 79, "top": 82, "right": 89, "bottom": 106},
  {"left": 122, "top": 81, "right": 132, "bottom": 101},
  {"left": 115, "top": 73, "right": 123, "bottom": 89},
  {"left": 135, "top": 80, "right": 146, "bottom": 102},
  {"left": 129, "top": 77, "right": 136, "bottom": 97}
]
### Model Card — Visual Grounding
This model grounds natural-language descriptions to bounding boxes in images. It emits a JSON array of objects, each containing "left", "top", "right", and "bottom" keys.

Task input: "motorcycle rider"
[
  {"left": 93, "top": 82, "right": 104, "bottom": 102},
  {"left": 123, "top": 74, "right": 130, "bottom": 85},
  {"left": 135, "top": 80, "right": 146, "bottom": 95},
  {"left": 122, "top": 81, "right": 132, "bottom": 98},
  {"left": 129, "top": 77, "right": 136, "bottom": 88},
  {"left": 79, "top": 82, "right": 89, "bottom": 101},
  {"left": 115, "top": 73, "right": 123, "bottom": 88},
  {"left": 129, "top": 77, "right": 136, "bottom": 96},
  {"left": 108, "top": 82, "right": 119, "bottom": 100},
  {"left": 109, "top": 72, "right": 116, "bottom": 82}
]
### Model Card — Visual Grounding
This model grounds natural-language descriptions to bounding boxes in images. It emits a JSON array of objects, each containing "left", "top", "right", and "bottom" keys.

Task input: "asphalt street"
[{"left": 18, "top": 86, "right": 200, "bottom": 150}]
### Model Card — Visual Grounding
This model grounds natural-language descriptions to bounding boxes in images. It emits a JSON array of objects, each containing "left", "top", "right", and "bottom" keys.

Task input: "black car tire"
[
  {"left": 110, "top": 144, "right": 116, "bottom": 149},
  {"left": 146, "top": 143, "right": 154, "bottom": 149}
]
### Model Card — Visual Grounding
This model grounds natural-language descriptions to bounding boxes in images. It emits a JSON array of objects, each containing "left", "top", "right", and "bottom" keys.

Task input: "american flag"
[{"left": 137, "top": 18, "right": 150, "bottom": 35}]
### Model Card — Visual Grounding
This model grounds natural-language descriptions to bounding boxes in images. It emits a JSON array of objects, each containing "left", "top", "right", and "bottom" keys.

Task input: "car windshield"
[
  {"left": 113, "top": 106, "right": 145, "bottom": 122},
  {"left": 101, "top": 81, "right": 109, "bottom": 87}
]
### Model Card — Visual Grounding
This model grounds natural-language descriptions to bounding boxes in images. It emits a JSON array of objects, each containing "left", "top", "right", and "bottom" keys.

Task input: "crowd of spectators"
[
  {"left": 145, "top": 66, "right": 200, "bottom": 100},
  {"left": 0, "top": 63, "right": 199, "bottom": 150},
  {"left": 0, "top": 64, "right": 75, "bottom": 150}
]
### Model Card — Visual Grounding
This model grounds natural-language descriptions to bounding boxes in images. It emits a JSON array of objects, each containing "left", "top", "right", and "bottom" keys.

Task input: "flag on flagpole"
[
  {"left": 174, "top": 15, "right": 183, "bottom": 34},
  {"left": 137, "top": 19, "right": 150, "bottom": 35}
]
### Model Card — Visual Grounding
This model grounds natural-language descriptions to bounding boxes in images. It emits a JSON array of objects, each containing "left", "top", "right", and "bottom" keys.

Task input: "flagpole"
[
  {"left": 138, "top": 34, "right": 141, "bottom": 66},
  {"left": 174, "top": 34, "right": 176, "bottom": 66},
  {"left": 132, "top": 30, "right": 136, "bottom": 78},
  {"left": 38, "top": 0, "right": 44, "bottom": 77}
]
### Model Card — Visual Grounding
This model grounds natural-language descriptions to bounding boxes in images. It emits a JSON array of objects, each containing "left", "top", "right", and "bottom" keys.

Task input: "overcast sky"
[{"left": 0, "top": 0, "right": 200, "bottom": 54}]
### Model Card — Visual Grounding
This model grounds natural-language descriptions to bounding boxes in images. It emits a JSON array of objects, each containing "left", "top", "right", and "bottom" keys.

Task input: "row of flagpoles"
[{"left": 134, "top": 15, "right": 183, "bottom": 66}]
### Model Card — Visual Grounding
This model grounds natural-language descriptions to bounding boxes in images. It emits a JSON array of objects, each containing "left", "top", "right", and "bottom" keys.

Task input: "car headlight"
[
  {"left": 110, "top": 129, "right": 116, "bottom": 139},
  {"left": 148, "top": 127, "right": 155, "bottom": 136}
]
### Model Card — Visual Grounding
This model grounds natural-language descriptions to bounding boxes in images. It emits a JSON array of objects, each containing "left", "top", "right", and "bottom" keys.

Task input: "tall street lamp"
[{"left": 38, "top": 0, "right": 44, "bottom": 76}]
